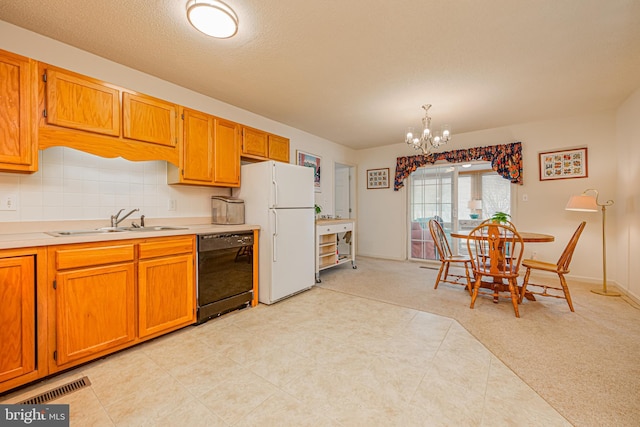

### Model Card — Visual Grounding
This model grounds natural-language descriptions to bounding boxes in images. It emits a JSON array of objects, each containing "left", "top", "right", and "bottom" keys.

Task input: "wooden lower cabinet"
[
  {"left": 1, "top": 235, "right": 198, "bottom": 392},
  {"left": 138, "top": 237, "right": 195, "bottom": 338},
  {"left": 0, "top": 255, "right": 36, "bottom": 383},
  {"left": 49, "top": 242, "right": 136, "bottom": 370},
  {"left": 54, "top": 263, "right": 136, "bottom": 366},
  {"left": 0, "top": 247, "right": 47, "bottom": 394},
  {"left": 47, "top": 236, "right": 196, "bottom": 372}
]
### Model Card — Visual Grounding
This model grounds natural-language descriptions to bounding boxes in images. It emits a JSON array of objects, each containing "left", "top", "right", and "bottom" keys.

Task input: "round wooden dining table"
[
  {"left": 450, "top": 230, "right": 554, "bottom": 302},
  {"left": 450, "top": 230, "right": 554, "bottom": 243}
]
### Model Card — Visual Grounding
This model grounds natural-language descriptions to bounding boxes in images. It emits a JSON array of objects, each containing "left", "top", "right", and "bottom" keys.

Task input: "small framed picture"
[
  {"left": 367, "top": 168, "right": 390, "bottom": 189},
  {"left": 296, "top": 150, "right": 321, "bottom": 192},
  {"left": 539, "top": 147, "right": 588, "bottom": 181}
]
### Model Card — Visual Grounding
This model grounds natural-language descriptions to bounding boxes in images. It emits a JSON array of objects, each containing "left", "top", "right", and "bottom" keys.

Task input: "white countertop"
[{"left": 0, "top": 218, "right": 259, "bottom": 250}]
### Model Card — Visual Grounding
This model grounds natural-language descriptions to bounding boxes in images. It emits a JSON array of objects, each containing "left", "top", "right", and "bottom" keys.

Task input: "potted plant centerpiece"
[
  {"left": 314, "top": 204, "right": 322, "bottom": 219},
  {"left": 490, "top": 211, "right": 511, "bottom": 224}
]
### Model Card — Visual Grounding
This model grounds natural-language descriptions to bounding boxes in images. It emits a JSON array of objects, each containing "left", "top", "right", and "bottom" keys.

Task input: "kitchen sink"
[
  {"left": 46, "top": 226, "right": 187, "bottom": 237},
  {"left": 122, "top": 226, "right": 188, "bottom": 232},
  {"left": 46, "top": 227, "right": 127, "bottom": 237}
]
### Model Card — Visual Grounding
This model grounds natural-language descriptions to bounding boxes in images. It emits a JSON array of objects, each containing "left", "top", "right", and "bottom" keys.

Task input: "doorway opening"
[{"left": 335, "top": 162, "right": 356, "bottom": 257}]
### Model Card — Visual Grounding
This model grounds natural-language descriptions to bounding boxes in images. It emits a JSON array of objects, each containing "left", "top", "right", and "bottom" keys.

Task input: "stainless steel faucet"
[{"left": 110, "top": 208, "right": 139, "bottom": 228}]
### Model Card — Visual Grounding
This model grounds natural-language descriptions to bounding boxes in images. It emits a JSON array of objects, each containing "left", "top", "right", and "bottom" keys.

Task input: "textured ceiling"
[{"left": 1, "top": 0, "right": 639, "bottom": 149}]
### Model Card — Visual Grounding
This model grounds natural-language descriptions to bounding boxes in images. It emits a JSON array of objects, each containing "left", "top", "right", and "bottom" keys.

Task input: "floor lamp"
[{"left": 565, "top": 189, "right": 619, "bottom": 296}]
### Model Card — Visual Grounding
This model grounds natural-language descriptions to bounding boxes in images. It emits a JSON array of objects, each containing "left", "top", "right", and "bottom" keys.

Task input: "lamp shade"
[
  {"left": 467, "top": 200, "right": 482, "bottom": 210},
  {"left": 565, "top": 195, "right": 598, "bottom": 212}
]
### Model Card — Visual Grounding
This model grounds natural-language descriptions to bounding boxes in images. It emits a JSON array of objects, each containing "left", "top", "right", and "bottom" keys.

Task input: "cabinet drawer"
[
  {"left": 318, "top": 222, "right": 353, "bottom": 235},
  {"left": 55, "top": 244, "right": 135, "bottom": 270},
  {"left": 139, "top": 237, "right": 194, "bottom": 260}
]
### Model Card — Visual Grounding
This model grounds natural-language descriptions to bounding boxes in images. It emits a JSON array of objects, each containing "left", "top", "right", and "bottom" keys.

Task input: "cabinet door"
[
  {"left": 55, "top": 263, "right": 135, "bottom": 366},
  {"left": 242, "top": 127, "right": 268, "bottom": 158},
  {"left": 0, "top": 50, "right": 36, "bottom": 172},
  {"left": 182, "top": 108, "right": 214, "bottom": 183},
  {"left": 138, "top": 253, "right": 195, "bottom": 338},
  {"left": 268, "top": 134, "right": 290, "bottom": 163},
  {"left": 213, "top": 118, "right": 240, "bottom": 186},
  {"left": 0, "top": 256, "right": 35, "bottom": 383},
  {"left": 44, "top": 67, "right": 120, "bottom": 136},
  {"left": 122, "top": 92, "right": 177, "bottom": 147}
]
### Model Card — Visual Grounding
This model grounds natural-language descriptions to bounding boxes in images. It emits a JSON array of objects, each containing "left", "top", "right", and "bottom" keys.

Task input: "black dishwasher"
[{"left": 196, "top": 232, "right": 254, "bottom": 324}]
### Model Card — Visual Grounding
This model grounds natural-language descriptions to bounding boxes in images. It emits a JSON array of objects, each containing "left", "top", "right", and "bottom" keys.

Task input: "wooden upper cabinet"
[
  {"left": 241, "top": 125, "right": 289, "bottom": 163},
  {"left": 242, "top": 126, "right": 268, "bottom": 158},
  {"left": 122, "top": 91, "right": 177, "bottom": 147},
  {"left": 37, "top": 62, "right": 179, "bottom": 165},
  {"left": 268, "top": 134, "right": 290, "bottom": 162},
  {"left": 44, "top": 68, "right": 120, "bottom": 136},
  {"left": 213, "top": 118, "right": 240, "bottom": 186},
  {"left": 0, "top": 255, "right": 36, "bottom": 384},
  {"left": 0, "top": 49, "right": 37, "bottom": 173},
  {"left": 180, "top": 108, "right": 214, "bottom": 183},
  {"left": 168, "top": 108, "right": 241, "bottom": 187}
]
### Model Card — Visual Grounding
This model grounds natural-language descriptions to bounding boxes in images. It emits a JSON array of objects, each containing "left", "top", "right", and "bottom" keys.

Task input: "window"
[{"left": 408, "top": 162, "right": 512, "bottom": 260}]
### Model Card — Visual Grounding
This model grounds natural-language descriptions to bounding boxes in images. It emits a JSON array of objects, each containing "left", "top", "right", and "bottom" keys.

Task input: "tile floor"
[{"left": 1, "top": 288, "right": 570, "bottom": 426}]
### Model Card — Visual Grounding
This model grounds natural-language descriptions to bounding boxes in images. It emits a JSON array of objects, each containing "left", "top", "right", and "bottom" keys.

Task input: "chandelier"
[{"left": 405, "top": 104, "right": 451, "bottom": 155}]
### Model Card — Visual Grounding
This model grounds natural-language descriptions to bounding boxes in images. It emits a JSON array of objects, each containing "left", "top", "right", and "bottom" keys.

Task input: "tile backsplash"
[{"left": 0, "top": 147, "right": 229, "bottom": 224}]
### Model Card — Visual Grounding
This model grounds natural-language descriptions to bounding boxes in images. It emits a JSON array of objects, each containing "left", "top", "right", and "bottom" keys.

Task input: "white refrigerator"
[{"left": 234, "top": 161, "right": 315, "bottom": 304}]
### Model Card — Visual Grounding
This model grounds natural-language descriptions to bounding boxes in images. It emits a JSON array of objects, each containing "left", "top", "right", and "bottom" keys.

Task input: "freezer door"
[
  {"left": 268, "top": 207, "right": 315, "bottom": 302},
  {"left": 270, "top": 162, "right": 314, "bottom": 209}
]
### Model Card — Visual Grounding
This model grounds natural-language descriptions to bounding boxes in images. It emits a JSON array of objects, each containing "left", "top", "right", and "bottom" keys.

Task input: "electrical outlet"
[
  {"left": 522, "top": 194, "right": 528, "bottom": 202},
  {"left": 531, "top": 251, "right": 537, "bottom": 260},
  {"left": 0, "top": 194, "right": 17, "bottom": 211},
  {"left": 168, "top": 199, "right": 177, "bottom": 211}
]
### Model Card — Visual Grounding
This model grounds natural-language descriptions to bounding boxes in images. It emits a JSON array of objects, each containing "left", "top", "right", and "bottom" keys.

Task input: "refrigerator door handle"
[
  {"left": 272, "top": 209, "right": 278, "bottom": 262},
  {"left": 271, "top": 163, "right": 278, "bottom": 207}
]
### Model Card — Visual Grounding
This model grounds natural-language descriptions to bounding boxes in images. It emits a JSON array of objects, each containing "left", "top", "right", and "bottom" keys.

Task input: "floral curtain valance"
[{"left": 393, "top": 141, "right": 523, "bottom": 191}]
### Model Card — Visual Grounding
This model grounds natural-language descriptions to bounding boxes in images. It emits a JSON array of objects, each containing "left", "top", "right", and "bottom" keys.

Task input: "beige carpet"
[{"left": 317, "top": 257, "right": 640, "bottom": 427}]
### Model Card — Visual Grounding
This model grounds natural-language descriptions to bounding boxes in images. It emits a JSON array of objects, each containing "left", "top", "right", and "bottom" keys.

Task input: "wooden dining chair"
[
  {"left": 467, "top": 223, "right": 525, "bottom": 317},
  {"left": 428, "top": 219, "right": 473, "bottom": 295},
  {"left": 519, "top": 221, "right": 586, "bottom": 312}
]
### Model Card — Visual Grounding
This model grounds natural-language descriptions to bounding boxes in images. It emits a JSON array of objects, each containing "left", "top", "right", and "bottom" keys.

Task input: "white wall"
[
  {"left": 615, "top": 87, "right": 640, "bottom": 299},
  {"left": 356, "top": 111, "right": 620, "bottom": 283},
  {"left": 0, "top": 21, "right": 355, "bottom": 225}
]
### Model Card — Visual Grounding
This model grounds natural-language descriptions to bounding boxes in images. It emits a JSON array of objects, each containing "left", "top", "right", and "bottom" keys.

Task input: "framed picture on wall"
[
  {"left": 539, "top": 147, "right": 588, "bottom": 181},
  {"left": 367, "top": 168, "right": 390, "bottom": 189},
  {"left": 296, "top": 150, "right": 321, "bottom": 192}
]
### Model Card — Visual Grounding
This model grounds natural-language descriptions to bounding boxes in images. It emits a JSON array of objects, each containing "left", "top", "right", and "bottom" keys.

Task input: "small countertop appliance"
[{"left": 211, "top": 196, "right": 245, "bottom": 225}]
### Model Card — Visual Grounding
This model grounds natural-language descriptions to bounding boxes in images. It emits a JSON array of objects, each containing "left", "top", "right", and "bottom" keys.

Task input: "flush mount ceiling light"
[
  {"left": 405, "top": 104, "right": 451, "bottom": 155},
  {"left": 186, "top": 0, "right": 238, "bottom": 39}
]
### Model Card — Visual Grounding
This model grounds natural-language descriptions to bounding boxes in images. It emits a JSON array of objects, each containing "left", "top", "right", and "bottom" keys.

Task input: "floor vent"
[{"left": 17, "top": 376, "right": 91, "bottom": 405}]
